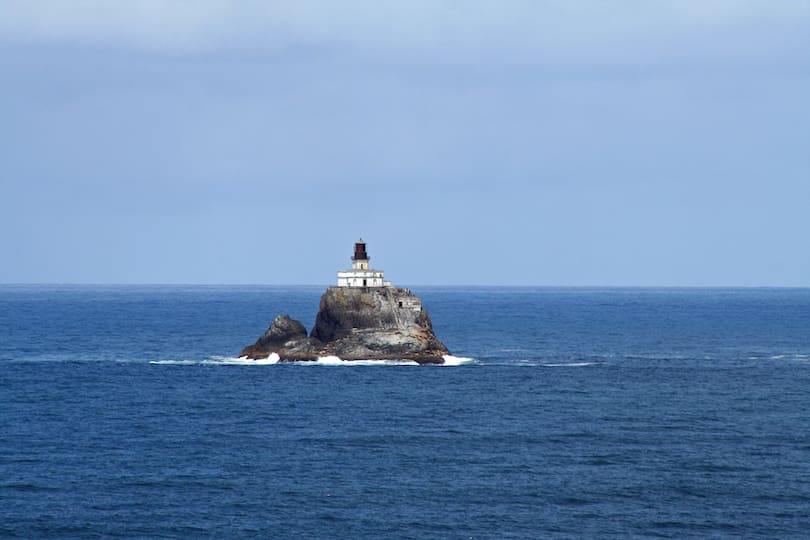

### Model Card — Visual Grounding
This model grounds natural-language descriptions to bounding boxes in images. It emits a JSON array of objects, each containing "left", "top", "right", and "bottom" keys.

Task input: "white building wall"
[
  {"left": 337, "top": 270, "right": 386, "bottom": 287},
  {"left": 397, "top": 297, "right": 422, "bottom": 310}
]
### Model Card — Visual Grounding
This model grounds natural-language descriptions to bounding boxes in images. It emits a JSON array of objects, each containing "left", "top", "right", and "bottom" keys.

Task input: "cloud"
[{"left": 1, "top": 0, "right": 808, "bottom": 71}]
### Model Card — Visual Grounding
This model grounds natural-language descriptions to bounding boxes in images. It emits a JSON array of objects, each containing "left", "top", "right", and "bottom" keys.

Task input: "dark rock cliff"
[{"left": 239, "top": 287, "right": 450, "bottom": 364}]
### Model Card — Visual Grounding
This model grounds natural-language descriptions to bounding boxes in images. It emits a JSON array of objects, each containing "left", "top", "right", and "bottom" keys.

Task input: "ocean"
[{"left": 2, "top": 286, "right": 809, "bottom": 538}]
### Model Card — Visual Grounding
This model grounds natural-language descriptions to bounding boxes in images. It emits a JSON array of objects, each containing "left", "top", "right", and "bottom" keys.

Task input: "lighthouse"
[{"left": 337, "top": 239, "right": 392, "bottom": 288}]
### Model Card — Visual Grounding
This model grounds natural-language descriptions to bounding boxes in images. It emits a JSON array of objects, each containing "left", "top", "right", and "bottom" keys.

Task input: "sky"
[{"left": 1, "top": 1, "right": 808, "bottom": 286}]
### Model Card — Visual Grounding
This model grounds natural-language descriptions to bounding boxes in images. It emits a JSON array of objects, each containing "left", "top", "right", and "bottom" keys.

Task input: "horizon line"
[{"left": 1, "top": 283, "right": 808, "bottom": 289}]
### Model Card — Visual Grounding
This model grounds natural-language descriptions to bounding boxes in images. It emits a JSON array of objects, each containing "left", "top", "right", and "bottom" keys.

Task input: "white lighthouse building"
[{"left": 337, "top": 239, "right": 393, "bottom": 288}]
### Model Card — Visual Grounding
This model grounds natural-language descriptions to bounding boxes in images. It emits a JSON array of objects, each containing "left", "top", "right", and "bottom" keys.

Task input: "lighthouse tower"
[
  {"left": 337, "top": 239, "right": 392, "bottom": 288},
  {"left": 351, "top": 240, "right": 370, "bottom": 270}
]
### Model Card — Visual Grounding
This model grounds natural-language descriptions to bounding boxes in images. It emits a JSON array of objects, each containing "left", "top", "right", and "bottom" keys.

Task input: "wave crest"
[
  {"left": 150, "top": 354, "right": 476, "bottom": 366},
  {"left": 150, "top": 353, "right": 280, "bottom": 366}
]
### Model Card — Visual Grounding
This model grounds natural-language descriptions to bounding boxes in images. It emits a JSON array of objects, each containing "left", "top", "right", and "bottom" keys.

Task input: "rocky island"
[{"left": 239, "top": 240, "right": 450, "bottom": 364}]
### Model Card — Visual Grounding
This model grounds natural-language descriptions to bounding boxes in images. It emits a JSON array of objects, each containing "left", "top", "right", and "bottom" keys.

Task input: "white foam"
[
  {"left": 542, "top": 362, "right": 594, "bottom": 367},
  {"left": 441, "top": 355, "right": 476, "bottom": 366},
  {"left": 310, "top": 356, "right": 419, "bottom": 366},
  {"left": 748, "top": 354, "right": 809, "bottom": 362},
  {"left": 314, "top": 355, "right": 345, "bottom": 365},
  {"left": 150, "top": 353, "right": 472, "bottom": 367},
  {"left": 244, "top": 353, "right": 280, "bottom": 365},
  {"left": 150, "top": 353, "right": 280, "bottom": 366}
]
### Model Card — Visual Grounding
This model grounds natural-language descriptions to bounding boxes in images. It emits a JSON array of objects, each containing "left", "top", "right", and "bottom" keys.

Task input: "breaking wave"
[
  {"left": 150, "top": 354, "right": 475, "bottom": 366},
  {"left": 309, "top": 356, "right": 419, "bottom": 366},
  {"left": 441, "top": 355, "right": 476, "bottom": 366},
  {"left": 311, "top": 355, "right": 475, "bottom": 366},
  {"left": 150, "top": 353, "right": 280, "bottom": 366}
]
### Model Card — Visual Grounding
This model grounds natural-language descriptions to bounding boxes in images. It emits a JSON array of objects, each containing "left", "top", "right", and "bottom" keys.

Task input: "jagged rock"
[
  {"left": 239, "top": 315, "right": 323, "bottom": 361},
  {"left": 239, "top": 287, "right": 449, "bottom": 364},
  {"left": 257, "top": 315, "right": 307, "bottom": 345}
]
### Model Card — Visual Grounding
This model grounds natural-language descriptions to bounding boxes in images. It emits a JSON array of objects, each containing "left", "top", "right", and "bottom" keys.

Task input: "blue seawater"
[{"left": 1, "top": 286, "right": 809, "bottom": 538}]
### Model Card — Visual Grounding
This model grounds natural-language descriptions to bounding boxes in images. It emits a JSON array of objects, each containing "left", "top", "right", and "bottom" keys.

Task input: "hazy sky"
[{"left": 1, "top": 1, "right": 808, "bottom": 285}]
